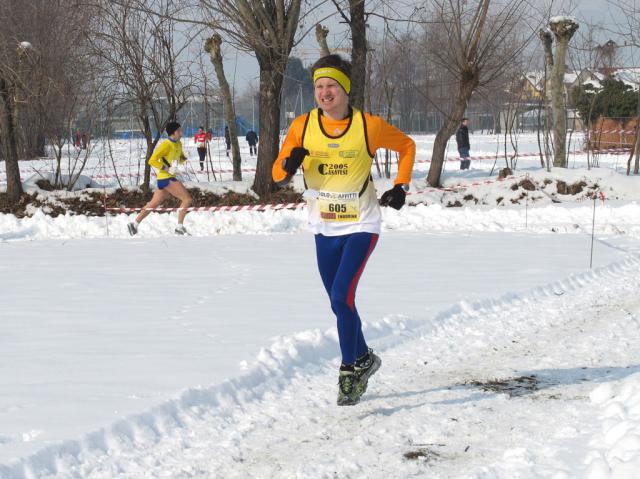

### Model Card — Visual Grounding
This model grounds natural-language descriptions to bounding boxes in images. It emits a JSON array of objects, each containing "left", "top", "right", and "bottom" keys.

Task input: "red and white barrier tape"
[
  {"left": 209, "top": 147, "right": 633, "bottom": 175},
  {"left": 588, "top": 129, "right": 637, "bottom": 135},
  {"left": 413, "top": 147, "right": 632, "bottom": 165},
  {"left": 2, "top": 147, "right": 633, "bottom": 183},
  {"left": 105, "top": 202, "right": 306, "bottom": 213},
  {"left": 105, "top": 174, "right": 529, "bottom": 214}
]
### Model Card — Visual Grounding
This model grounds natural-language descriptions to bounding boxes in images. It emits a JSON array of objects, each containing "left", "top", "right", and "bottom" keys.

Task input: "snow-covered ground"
[{"left": 1, "top": 133, "right": 640, "bottom": 478}]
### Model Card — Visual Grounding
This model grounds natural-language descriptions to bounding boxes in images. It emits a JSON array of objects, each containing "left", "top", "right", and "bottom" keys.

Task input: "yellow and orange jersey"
[
  {"left": 273, "top": 108, "right": 415, "bottom": 236},
  {"left": 273, "top": 109, "right": 415, "bottom": 186}
]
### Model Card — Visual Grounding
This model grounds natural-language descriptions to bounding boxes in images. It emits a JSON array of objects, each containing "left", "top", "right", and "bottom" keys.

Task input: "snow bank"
[
  {"left": 0, "top": 316, "right": 409, "bottom": 478},
  {"left": 414, "top": 167, "right": 640, "bottom": 207},
  {"left": 2, "top": 201, "right": 640, "bottom": 242},
  {"left": 3, "top": 254, "right": 639, "bottom": 478},
  {"left": 586, "top": 374, "right": 640, "bottom": 478}
]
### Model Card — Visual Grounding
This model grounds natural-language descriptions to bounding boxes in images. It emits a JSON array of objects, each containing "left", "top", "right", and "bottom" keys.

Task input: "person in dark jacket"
[
  {"left": 245, "top": 129, "right": 258, "bottom": 156},
  {"left": 224, "top": 126, "right": 231, "bottom": 157},
  {"left": 455, "top": 118, "right": 471, "bottom": 170}
]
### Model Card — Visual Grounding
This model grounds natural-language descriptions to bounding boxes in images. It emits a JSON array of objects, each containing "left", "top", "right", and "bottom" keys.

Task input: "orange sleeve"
[
  {"left": 272, "top": 114, "right": 309, "bottom": 184},
  {"left": 364, "top": 113, "right": 415, "bottom": 185}
]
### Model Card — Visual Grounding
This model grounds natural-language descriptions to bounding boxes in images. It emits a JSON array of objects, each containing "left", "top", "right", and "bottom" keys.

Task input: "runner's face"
[
  {"left": 172, "top": 128, "right": 183, "bottom": 140},
  {"left": 314, "top": 77, "right": 349, "bottom": 117}
]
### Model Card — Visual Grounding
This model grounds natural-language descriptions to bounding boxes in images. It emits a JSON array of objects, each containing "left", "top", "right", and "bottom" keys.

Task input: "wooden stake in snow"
[{"left": 590, "top": 191, "right": 597, "bottom": 269}]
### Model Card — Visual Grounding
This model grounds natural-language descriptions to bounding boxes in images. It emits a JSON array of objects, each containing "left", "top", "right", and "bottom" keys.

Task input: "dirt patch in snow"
[
  {"left": 403, "top": 448, "right": 442, "bottom": 462},
  {"left": 556, "top": 180, "right": 587, "bottom": 195},
  {"left": 465, "top": 375, "right": 551, "bottom": 398},
  {"left": 0, "top": 187, "right": 303, "bottom": 218}
]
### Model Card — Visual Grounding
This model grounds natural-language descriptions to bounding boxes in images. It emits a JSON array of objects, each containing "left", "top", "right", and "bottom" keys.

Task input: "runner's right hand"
[{"left": 284, "top": 147, "right": 309, "bottom": 176}]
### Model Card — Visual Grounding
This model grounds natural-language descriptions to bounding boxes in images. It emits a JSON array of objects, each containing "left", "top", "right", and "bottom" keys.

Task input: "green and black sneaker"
[
  {"left": 354, "top": 349, "right": 382, "bottom": 397},
  {"left": 337, "top": 367, "right": 361, "bottom": 406}
]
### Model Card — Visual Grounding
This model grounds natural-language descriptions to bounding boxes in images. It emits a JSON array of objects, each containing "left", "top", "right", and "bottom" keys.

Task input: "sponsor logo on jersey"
[
  {"left": 318, "top": 163, "right": 349, "bottom": 175},
  {"left": 339, "top": 150, "right": 358, "bottom": 158}
]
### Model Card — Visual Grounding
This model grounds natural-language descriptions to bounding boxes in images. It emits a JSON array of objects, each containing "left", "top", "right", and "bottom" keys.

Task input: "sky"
[{"left": 219, "top": 0, "right": 635, "bottom": 95}]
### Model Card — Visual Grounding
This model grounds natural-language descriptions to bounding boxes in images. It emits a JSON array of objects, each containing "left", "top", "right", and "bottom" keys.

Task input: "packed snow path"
[{"left": 15, "top": 255, "right": 639, "bottom": 478}]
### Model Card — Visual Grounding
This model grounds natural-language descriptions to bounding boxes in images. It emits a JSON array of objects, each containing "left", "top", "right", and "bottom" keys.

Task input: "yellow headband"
[{"left": 313, "top": 67, "right": 351, "bottom": 94}]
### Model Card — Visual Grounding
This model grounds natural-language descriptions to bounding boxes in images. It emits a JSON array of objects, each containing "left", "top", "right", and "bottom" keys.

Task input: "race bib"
[{"left": 318, "top": 191, "right": 359, "bottom": 222}]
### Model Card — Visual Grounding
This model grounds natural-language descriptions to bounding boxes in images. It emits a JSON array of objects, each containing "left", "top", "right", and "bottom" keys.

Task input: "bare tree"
[
  {"left": 424, "top": 0, "right": 534, "bottom": 186},
  {"left": 0, "top": 45, "right": 23, "bottom": 202},
  {"left": 198, "top": 1, "right": 303, "bottom": 197},
  {"left": 204, "top": 34, "right": 242, "bottom": 181},
  {"left": 368, "top": 29, "right": 404, "bottom": 178},
  {"left": 539, "top": 16, "right": 579, "bottom": 168},
  {"left": 89, "top": 0, "right": 196, "bottom": 190},
  {"left": 0, "top": 0, "right": 96, "bottom": 203}
]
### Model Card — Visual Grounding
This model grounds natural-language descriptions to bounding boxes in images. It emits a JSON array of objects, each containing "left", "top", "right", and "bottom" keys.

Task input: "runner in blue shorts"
[{"left": 128, "top": 121, "right": 193, "bottom": 236}]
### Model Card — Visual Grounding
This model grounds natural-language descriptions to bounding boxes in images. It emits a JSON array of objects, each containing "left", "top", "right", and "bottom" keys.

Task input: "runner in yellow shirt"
[
  {"left": 273, "top": 55, "right": 415, "bottom": 405},
  {"left": 127, "top": 121, "right": 193, "bottom": 236}
]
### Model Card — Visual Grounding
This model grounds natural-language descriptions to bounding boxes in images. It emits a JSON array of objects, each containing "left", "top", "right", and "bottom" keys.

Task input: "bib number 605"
[{"left": 328, "top": 203, "right": 347, "bottom": 213}]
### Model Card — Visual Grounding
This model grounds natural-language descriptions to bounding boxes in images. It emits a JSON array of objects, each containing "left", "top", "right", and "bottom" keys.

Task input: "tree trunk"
[
  {"left": 630, "top": 124, "right": 640, "bottom": 175},
  {"left": 536, "top": 98, "right": 545, "bottom": 167},
  {"left": 427, "top": 74, "right": 478, "bottom": 186},
  {"left": 252, "top": 65, "right": 284, "bottom": 197},
  {"left": 550, "top": 40, "right": 568, "bottom": 167},
  {"left": 546, "top": 19, "right": 579, "bottom": 168},
  {"left": 349, "top": 0, "right": 367, "bottom": 111},
  {"left": 315, "top": 24, "right": 331, "bottom": 57},
  {"left": 141, "top": 114, "right": 153, "bottom": 191},
  {"left": 205, "top": 35, "right": 242, "bottom": 181},
  {"left": 0, "top": 78, "right": 23, "bottom": 202}
]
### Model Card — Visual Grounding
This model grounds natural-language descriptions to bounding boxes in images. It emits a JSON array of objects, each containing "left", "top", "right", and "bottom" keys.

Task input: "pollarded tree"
[
  {"left": 539, "top": 16, "right": 579, "bottom": 168},
  {"left": 204, "top": 34, "right": 242, "bottom": 181}
]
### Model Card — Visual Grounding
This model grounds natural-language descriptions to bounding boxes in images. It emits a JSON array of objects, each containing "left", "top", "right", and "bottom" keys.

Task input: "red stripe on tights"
[{"left": 346, "top": 234, "right": 379, "bottom": 311}]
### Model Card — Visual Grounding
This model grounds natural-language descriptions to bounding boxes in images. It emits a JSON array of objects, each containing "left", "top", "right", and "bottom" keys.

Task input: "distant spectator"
[
  {"left": 245, "top": 129, "right": 258, "bottom": 156},
  {"left": 455, "top": 118, "right": 471, "bottom": 170},
  {"left": 74, "top": 131, "right": 82, "bottom": 148},
  {"left": 194, "top": 126, "right": 209, "bottom": 171},
  {"left": 224, "top": 126, "right": 231, "bottom": 157},
  {"left": 81, "top": 133, "right": 89, "bottom": 150}
]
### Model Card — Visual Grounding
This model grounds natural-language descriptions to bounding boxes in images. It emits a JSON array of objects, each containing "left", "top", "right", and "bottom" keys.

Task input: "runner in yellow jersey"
[
  {"left": 127, "top": 121, "right": 193, "bottom": 236},
  {"left": 273, "top": 55, "right": 415, "bottom": 405}
]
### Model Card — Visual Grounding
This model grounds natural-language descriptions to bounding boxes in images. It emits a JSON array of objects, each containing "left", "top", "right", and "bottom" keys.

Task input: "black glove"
[
  {"left": 380, "top": 184, "right": 406, "bottom": 210},
  {"left": 284, "top": 147, "right": 309, "bottom": 176}
]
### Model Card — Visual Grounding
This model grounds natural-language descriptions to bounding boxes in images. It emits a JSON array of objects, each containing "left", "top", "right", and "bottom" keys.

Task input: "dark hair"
[
  {"left": 462, "top": 117, "right": 469, "bottom": 122},
  {"left": 311, "top": 54, "right": 352, "bottom": 80},
  {"left": 198, "top": 126, "right": 204, "bottom": 130},
  {"left": 166, "top": 121, "right": 181, "bottom": 136}
]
